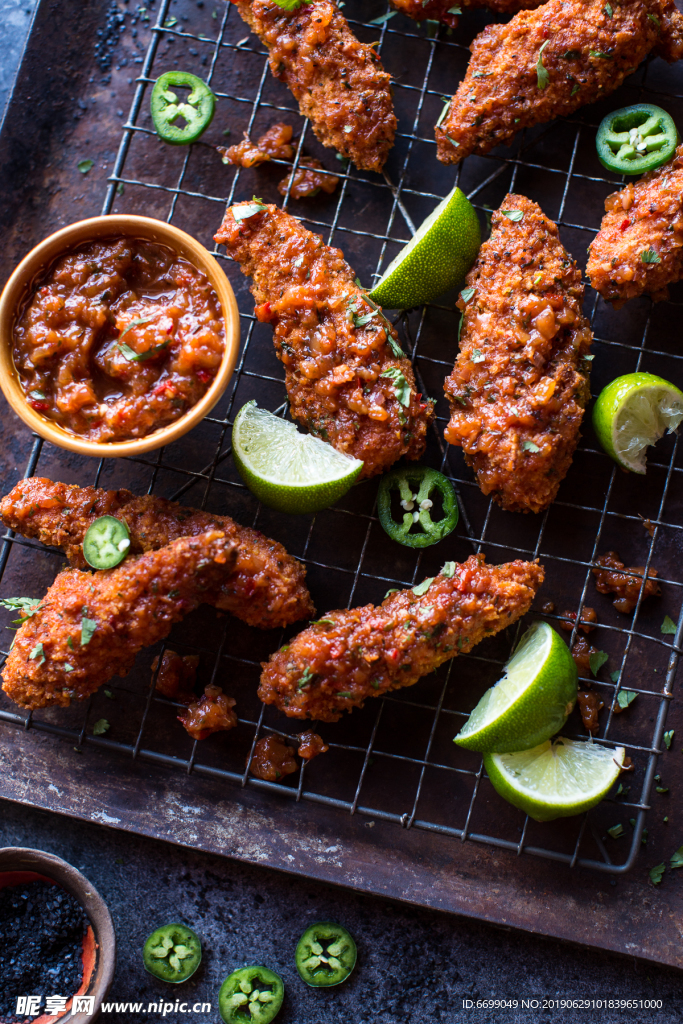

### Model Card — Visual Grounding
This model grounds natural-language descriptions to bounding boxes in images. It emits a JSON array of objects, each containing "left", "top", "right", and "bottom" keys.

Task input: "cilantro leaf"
[
  {"left": 617, "top": 689, "right": 637, "bottom": 709},
  {"left": 607, "top": 823, "right": 624, "bottom": 839},
  {"left": 471, "top": 349, "right": 485, "bottom": 364},
  {"left": 77, "top": 159, "right": 94, "bottom": 175},
  {"left": 117, "top": 314, "right": 158, "bottom": 343},
  {"left": 271, "top": 0, "right": 313, "bottom": 9},
  {"left": 460, "top": 286, "right": 475, "bottom": 303},
  {"left": 384, "top": 589, "right": 399, "bottom": 599},
  {"left": 0, "top": 597, "right": 42, "bottom": 620},
  {"left": 649, "top": 863, "right": 665, "bottom": 885},
  {"left": 81, "top": 611, "right": 97, "bottom": 647},
  {"left": 522, "top": 440, "right": 541, "bottom": 453},
  {"left": 441, "top": 562, "right": 456, "bottom": 578},
  {"left": 388, "top": 336, "right": 405, "bottom": 358},
  {"left": 670, "top": 847, "right": 683, "bottom": 869},
  {"left": 610, "top": 670, "right": 620, "bottom": 683},
  {"left": 589, "top": 50, "right": 613, "bottom": 58},
  {"left": 603, "top": 2, "right": 612, "bottom": 14},
  {"left": 29, "top": 642, "right": 45, "bottom": 665},
  {"left": 663, "top": 729, "right": 674, "bottom": 749},
  {"left": 92, "top": 718, "right": 110, "bottom": 736},
  {"left": 164, "top": 15, "right": 178, "bottom": 26},
  {"left": 297, "top": 666, "right": 315, "bottom": 690},
  {"left": 119, "top": 339, "right": 170, "bottom": 362},
  {"left": 501, "top": 209, "right": 524, "bottom": 222},
  {"left": 436, "top": 96, "right": 452, "bottom": 128},
  {"left": 536, "top": 40, "right": 550, "bottom": 90},
  {"left": 589, "top": 649, "right": 608, "bottom": 676},
  {"left": 232, "top": 197, "right": 267, "bottom": 221},
  {"left": 661, "top": 614, "right": 677, "bottom": 635},
  {"left": 562, "top": 49, "right": 581, "bottom": 59},
  {"left": 381, "top": 367, "right": 412, "bottom": 408},
  {"left": 369, "top": 10, "right": 396, "bottom": 24},
  {"left": 412, "top": 578, "right": 434, "bottom": 597},
  {"left": 641, "top": 248, "right": 662, "bottom": 264}
]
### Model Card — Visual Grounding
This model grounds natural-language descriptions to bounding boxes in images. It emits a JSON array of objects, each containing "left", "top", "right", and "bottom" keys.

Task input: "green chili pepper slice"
[
  {"left": 150, "top": 71, "right": 216, "bottom": 145},
  {"left": 218, "top": 966, "right": 284, "bottom": 1024},
  {"left": 596, "top": 104, "right": 678, "bottom": 175},
  {"left": 295, "top": 921, "right": 357, "bottom": 987},
  {"left": 143, "top": 923, "right": 202, "bottom": 983},
  {"left": 377, "top": 467, "right": 459, "bottom": 548},
  {"left": 82, "top": 515, "right": 131, "bottom": 569}
]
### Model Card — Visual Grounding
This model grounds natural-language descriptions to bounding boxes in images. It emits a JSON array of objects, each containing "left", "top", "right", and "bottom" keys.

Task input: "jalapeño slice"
[
  {"left": 151, "top": 71, "right": 216, "bottom": 145},
  {"left": 143, "top": 923, "right": 202, "bottom": 983},
  {"left": 295, "top": 921, "right": 357, "bottom": 988},
  {"left": 82, "top": 515, "right": 131, "bottom": 569},
  {"left": 377, "top": 466, "right": 459, "bottom": 548},
  {"left": 218, "top": 966, "right": 284, "bottom": 1024},
  {"left": 596, "top": 104, "right": 678, "bottom": 175}
]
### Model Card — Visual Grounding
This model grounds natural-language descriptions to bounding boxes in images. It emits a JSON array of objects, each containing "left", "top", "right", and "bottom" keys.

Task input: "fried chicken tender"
[
  {"left": 587, "top": 146, "right": 683, "bottom": 306},
  {"left": 444, "top": 195, "right": 593, "bottom": 513},
  {"left": 215, "top": 203, "right": 432, "bottom": 477},
  {"left": 259, "top": 555, "right": 544, "bottom": 722},
  {"left": 0, "top": 478, "right": 313, "bottom": 629},
  {"left": 2, "top": 531, "right": 238, "bottom": 710},
  {"left": 228, "top": 1, "right": 396, "bottom": 172},
  {"left": 435, "top": 0, "right": 680, "bottom": 165}
]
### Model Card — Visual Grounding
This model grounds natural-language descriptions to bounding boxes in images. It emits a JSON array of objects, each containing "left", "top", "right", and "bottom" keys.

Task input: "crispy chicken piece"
[
  {"left": 153, "top": 649, "right": 199, "bottom": 702},
  {"left": 215, "top": 203, "right": 432, "bottom": 477},
  {"left": 220, "top": 122, "right": 296, "bottom": 168},
  {"left": 259, "top": 555, "right": 544, "bottom": 722},
  {"left": 592, "top": 551, "right": 660, "bottom": 614},
  {"left": 587, "top": 146, "right": 683, "bottom": 306},
  {"left": 435, "top": 0, "right": 680, "bottom": 165},
  {"left": 178, "top": 684, "right": 238, "bottom": 740},
  {"left": 391, "top": 0, "right": 538, "bottom": 24},
  {"left": 444, "top": 196, "right": 593, "bottom": 513},
  {"left": 2, "top": 531, "right": 238, "bottom": 710},
  {"left": 0, "top": 478, "right": 313, "bottom": 629},
  {"left": 228, "top": 1, "right": 396, "bottom": 172}
]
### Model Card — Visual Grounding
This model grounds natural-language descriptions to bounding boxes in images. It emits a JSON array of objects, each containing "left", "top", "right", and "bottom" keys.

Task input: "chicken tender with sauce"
[
  {"left": 444, "top": 195, "right": 592, "bottom": 513},
  {"left": 435, "top": 0, "right": 678, "bottom": 165},
  {"left": 215, "top": 203, "right": 432, "bottom": 478},
  {"left": 0, "top": 477, "right": 313, "bottom": 629},
  {"left": 2, "top": 531, "right": 238, "bottom": 710},
  {"left": 259, "top": 556, "right": 544, "bottom": 722},
  {"left": 228, "top": 1, "right": 396, "bottom": 172},
  {"left": 587, "top": 146, "right": 683, "bottom": 306}
]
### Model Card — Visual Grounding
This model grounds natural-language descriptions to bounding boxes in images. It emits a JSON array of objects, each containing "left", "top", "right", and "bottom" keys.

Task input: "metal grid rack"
[{"left": 1, "top": 0, "right": 681, "bottom": 877}]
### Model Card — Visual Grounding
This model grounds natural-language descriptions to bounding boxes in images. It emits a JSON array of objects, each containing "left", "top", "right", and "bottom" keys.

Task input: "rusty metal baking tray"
[{"left": 0, "top": 0, "right": 682, "bottom": 970}]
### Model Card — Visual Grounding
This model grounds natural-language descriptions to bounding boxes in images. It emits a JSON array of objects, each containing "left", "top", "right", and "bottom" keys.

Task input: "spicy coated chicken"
[
  {"left": 0, "top": 478, "right": 313, "bottom": 629},
  {"left": 215, "top": 203, "right": 432, "bottom": 477},
  {"left": 2, "top": 532, "right": 238, "bottom": 711},
  {"left": 444, "top": 195, "right": 593, "bottom": 513},
  {"left": 435, "top": 0, "right": 683, "bottom": 165},
  {"left": 259, "top": 555, "right": 544, "bottom": 722},
  {"left": 587, "top": 145, "right": 683, "bottom": 306},
  {"left": 228, "top": 1, "right": 396, "bottom": 172}
]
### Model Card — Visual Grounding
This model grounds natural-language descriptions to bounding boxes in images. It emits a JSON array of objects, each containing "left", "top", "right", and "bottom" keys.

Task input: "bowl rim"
[
  {"left": 0, "top": 214, "right": 240, "bottom": 458},
  {"left": 0, "top": 845, "right": 116, "bottom": 1024}
]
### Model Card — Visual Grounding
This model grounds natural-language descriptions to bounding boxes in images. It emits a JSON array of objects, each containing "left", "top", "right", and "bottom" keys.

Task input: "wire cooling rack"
[{"left": 1, "top": 0, "right": 682, "bottom": 877}]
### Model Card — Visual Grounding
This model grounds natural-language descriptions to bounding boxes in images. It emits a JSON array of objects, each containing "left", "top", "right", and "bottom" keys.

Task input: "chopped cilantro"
[
  {"left": 441, "top": 562, "right": 456, "bottom": 578},
  {"left": 648, "top": 12, "right": 660, "bottom": 26},
  {"left": 670, "top": 847, "right": 683, "bottom": 869},
  {"left": 369, "top": 10, "right": 396, "bottom": 24},
  {"left": 232, "top": 197, "right": 267, "bottom": 221},
  {"left": 562, "top": 49, "right": 581, "bottom": 59},
  {"left": 661, "top": 614, "right": 677, "bottom": 635},
  {"left": 297, "top": 666, "right": 315, "bottom": 690},
  {"left": 589, "top": 50, "right": 613, "bottom": 58},
  {"left": 92, "top": 718, "right": 110, "bottom": 736},
  {"left": 536, "top": 40, "right": 550, "bottom": 90},
  {"left": 501, "top": 209, "right": 524, "bottom": 222},
  {"left": 471, "top": 349, "right": 485, "bottom": 363},
  {"left": 0, "top": 597, "right": 42, "bottom": 622},
  {"left": 104, "top": 689, "right": 114, "bottom": 699},
  {"left": 641, "top": 248, "right": 662, "bottom": 264},
  {"left": 663, "top": 729, "right": 674, "bottom": 749},
  {"left": 522, "top": 440, "right": 541, "bottom": 453},
  {"left": 80, "top": 611, "right": 97, "bottom": 647},
  {"left": 607, "top": 823, "right": 624, "bottom": 839},
  {"left": 119, "top": 339, "right": 170, "bottom": 362},
  {"left": 29, "top": 642, "right": 45, "bottom": 665},
  {"left": 649, "top": 863, "right": 665, "bottom": 885},
  {"left": 460, "top": 286, "right": 475, "bottom": 303},
  {"left": 589, "top": 649, "right": 608, "bottom": 676},
  {"left": 388, "top": 336, "right": 405, "bottom": 358},
  {"left": 381, "top": 367, "right": 412, "bottom": 408},
  {"left": 63, "top": 663, "right": 74, "bottom": 673},
  {"left": 412, "top": 578, "right": 434, "bottom": 597},
  {"left": 384, "top": 588, "right": 399, "bottom": 599},
  {"left": 164, "top": 15, "right": 178, "bottom": 26},
  {"left": 436, "top": 96, "right": 452, "bottom": 128},
  {"left": 77, "top": 159, "right": 94, "bottom": 175},
  {"left": 610, "top": 670, "right": 620, "bottom": 683},
  {"left": 603, "top": 2, "right": 612, "bottom": 14},
  {"left": 617, "top": 689, "right": 637, "bottom": 709}
]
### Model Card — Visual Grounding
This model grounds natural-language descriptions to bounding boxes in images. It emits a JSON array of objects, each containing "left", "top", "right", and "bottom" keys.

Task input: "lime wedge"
[
  {"left": 368, "top": 185, "right": 480, "bottom": 310},
  {"left": 592, "top": 372, "right": 683, "bottom": 474},
  {"left": 454, "top": 621, "right": 577, "bottom": 753},
  {"left": 232, "top": 401, "right": 363, "bottom": 514},
  {"left": 484, "top": 738, "right": 625, "bottom": 822}
]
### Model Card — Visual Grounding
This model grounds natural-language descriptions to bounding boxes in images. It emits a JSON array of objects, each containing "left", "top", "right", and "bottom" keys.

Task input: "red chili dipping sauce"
[{"left": 13, "top": 237, "right": 225, "bottom": 442}]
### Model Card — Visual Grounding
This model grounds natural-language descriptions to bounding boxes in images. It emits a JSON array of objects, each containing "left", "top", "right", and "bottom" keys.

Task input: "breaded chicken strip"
[
  {"left": 2, "top": 531, "right": 238, "bottom": 710},
  {"left": 391, "top": 0, "right": 538, "bottom": 24},
  {"left": 435, "top": 0, "right": 681, "bottom": 165},
  {"left": 587, "top": 145, "right": 683, "bottom": 306},
  {"left": 0, "top": 478, "right": 313, "bottom": 629},
  {"left": 228, "top": 1, "right": 396, "bottom": 172},
  {"left": 259, "top": 555, "right": 544, "bottom": 721},
  {"left": 215, "top": 203, "right": 433, "bottom": 478},
  {"left": 444, "top": 196, "right": 593, "bottom": 513}
]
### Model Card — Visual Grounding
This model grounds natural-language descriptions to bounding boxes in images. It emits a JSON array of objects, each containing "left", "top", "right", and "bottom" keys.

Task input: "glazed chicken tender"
[
  {"left": 435, "top": 0, "right": 679, "bottom": 165},
  {"left": 444, "top": 196, "right": 593, "bottom": 513},
  {"left": 2, "top": 532, "right": 238, "bottom": 710},
  {"left": 215, "top": 203, "right": 432, "bottom": 478},
  {"left": 0, "top": 478, "right": 313, "bottom": 629},
  {"left": 259, "top": 556, "right": 544, "bottom": 721},
  {"left": 587, "top": 145, "right": 683, "bottom": 306},
  {"left": 228, "top": 0, "right": 396, "bottom": 172}
]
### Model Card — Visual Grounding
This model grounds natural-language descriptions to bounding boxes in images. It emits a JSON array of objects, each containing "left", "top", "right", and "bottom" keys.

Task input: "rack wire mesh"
[{"left": 1, "top": 0, "right": 682, "bottom": 876}]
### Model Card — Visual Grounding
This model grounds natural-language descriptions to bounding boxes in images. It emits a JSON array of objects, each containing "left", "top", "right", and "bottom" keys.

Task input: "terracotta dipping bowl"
[
  {"left": 0, "top": 215, "right": 240, "bottom": 458},
  {"left": 0, "top": 846, "right": 115, "bottom": 1024}
]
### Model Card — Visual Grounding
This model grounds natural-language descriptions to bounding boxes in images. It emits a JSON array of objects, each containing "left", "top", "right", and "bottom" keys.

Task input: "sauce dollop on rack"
[{"left": 13, "top": 237, "right": 225, "bottom": 442}]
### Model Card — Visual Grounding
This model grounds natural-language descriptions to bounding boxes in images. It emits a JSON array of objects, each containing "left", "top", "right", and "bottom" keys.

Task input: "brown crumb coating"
[
  {"left": 215, "top": 203, "right": 432, "bottom": 478},
  {"left": 592, "top": 551, "right": 660, "bottom": 614},
  {"left": 153, "top": 649, "right": 199, "bottom": 702},
  {"left": 2, "top": 531, "right": 238, "bottom": 711},
  {"left": 259, "top": 555, "right": 544, "bottom": 722},
  {"left": 587, "top": 146, "right": 683, "bottom": 306},
  {"left": 229, "top": 1, "right": 396, "bottom": 172},
  {"left": 435, "top": 0, "right": 669, "bottom": 165},
  {"left": 178, "top": 684, "right": 238, "bottom": 740},
  {"left": 0, "top": 477, "right": 313, "bottom": 629},
  {"left": 444, "top": 196, "right": 592, "bottom": 513}
]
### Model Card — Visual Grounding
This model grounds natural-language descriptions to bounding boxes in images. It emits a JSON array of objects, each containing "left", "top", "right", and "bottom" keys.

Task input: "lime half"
[
  {"left": 454, "top": 621, "right": 577, "bottom": 754},
  {"left": 369, "top": 185, "right": 480, "bottom": 309},
  {"left": 232, "top": 401, "right": 363, "bottom": 514},
  {"left": 484, "top": 738, "right": 625, "bottom": 822},
  {"left": 592, "top": 372, "right": 683, "bottom": 474}
]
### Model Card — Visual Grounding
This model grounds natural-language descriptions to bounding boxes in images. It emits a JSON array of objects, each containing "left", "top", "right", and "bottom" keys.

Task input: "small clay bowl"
[
  {"left": 0, "top": 215, "right": 240, "bottom": 458},
  {"left": 0, "top": 846, "right": 116, "bottom": 1023}
]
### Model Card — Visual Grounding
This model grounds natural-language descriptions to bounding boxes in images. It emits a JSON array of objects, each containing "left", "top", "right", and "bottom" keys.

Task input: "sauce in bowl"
[{"left": 12, "top": 237, "right": 225, "bottom": 443}]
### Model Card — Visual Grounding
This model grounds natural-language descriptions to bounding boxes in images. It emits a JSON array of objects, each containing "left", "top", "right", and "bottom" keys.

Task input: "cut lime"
[
  {"left": 592, "top": 372, "right": 683, "bottom": 474},
  {"left": 454, "top": 621, "right": 577, "bottom": 754},
  {"left": 484, "top": 738, "right": 625, "bottom": 822},
  {"left": 232, "top": 401, "right": 363, "bottom": 514},
  {"left": 369, "top": 184, "right": 480, "bottom": 309}
]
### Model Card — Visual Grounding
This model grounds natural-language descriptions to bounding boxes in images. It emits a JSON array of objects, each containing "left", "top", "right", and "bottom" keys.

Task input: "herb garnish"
[
  {"left": 471, "top": 349, "right": 485, "bottom": 363},
  {"left": 589, "top": 50, "right": 613, "bottom": 58},
  {"left": 297, "top": 666, "right": 315, "bottom": 690},
  {"left": 119, "top": 339, "right": 171, "bottom": 362},
  {"left": 381, "top": 367, "right": 411, "bottom": 407},
  {"left": 78, "top": 159, "right": 94, "bottom": 175},
  {"left": 671, "top": 847, "right": 683, "bottom": 869},
  {"left": 460, "top": 286, "right": 475, "bottom": 303},
  {"left": 617, "top": 689, "right": 637, "bottom": 709},
  {"left": 607, "top": 823, "right": 624, "bottom": 838},
  {"left": 0, "top": 596, "right": 42, "bottom": 624},
  {"left": 92, "top": 719, "right": 110, "bottom": 736},
  {"left": 232, "top": 197, "right": 267, "bottom": 221},
  {"left": 437, "top": 96, "right": 452, "bottom": 128},
  {"left": 522, "top": 440, "right": 541, "bottom": 452},
  {"left": 649, "top": 863, "right": 665, "bottom": 885},
  {"left": 441, "top": 562, "right": 456, "bottom": 578},
  {"left": 80, "top": 609, "right": 97, "bottom": 647},
  {"left": 663, "top": 729, "right": 674, "bottom": 749},
  {"left": 641, "top": 248, "right": 662, "bottom": 264},
  {"left": 536, "top": 40, "right": 550, "bottom": 90},
  {"left": 661, "top": 614, "right": 677, "bottom": 634},
  {"left": 271, "top": 0, "right": 314, "bottom": 9},
  {"left": 412, "top": 578, "right": 434, "bottom": 597},
  {"left": 29, "top": 642, "right": 45, "bottom": 665},
  {"left": 369, "top": 10, "right": 397, "bottom": 24},
  {"left": 589, "top": 649, "right": 608, "bottom": 676},
  {"left": 501, "top": 209, "right": 524, "bottom": 222}
]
